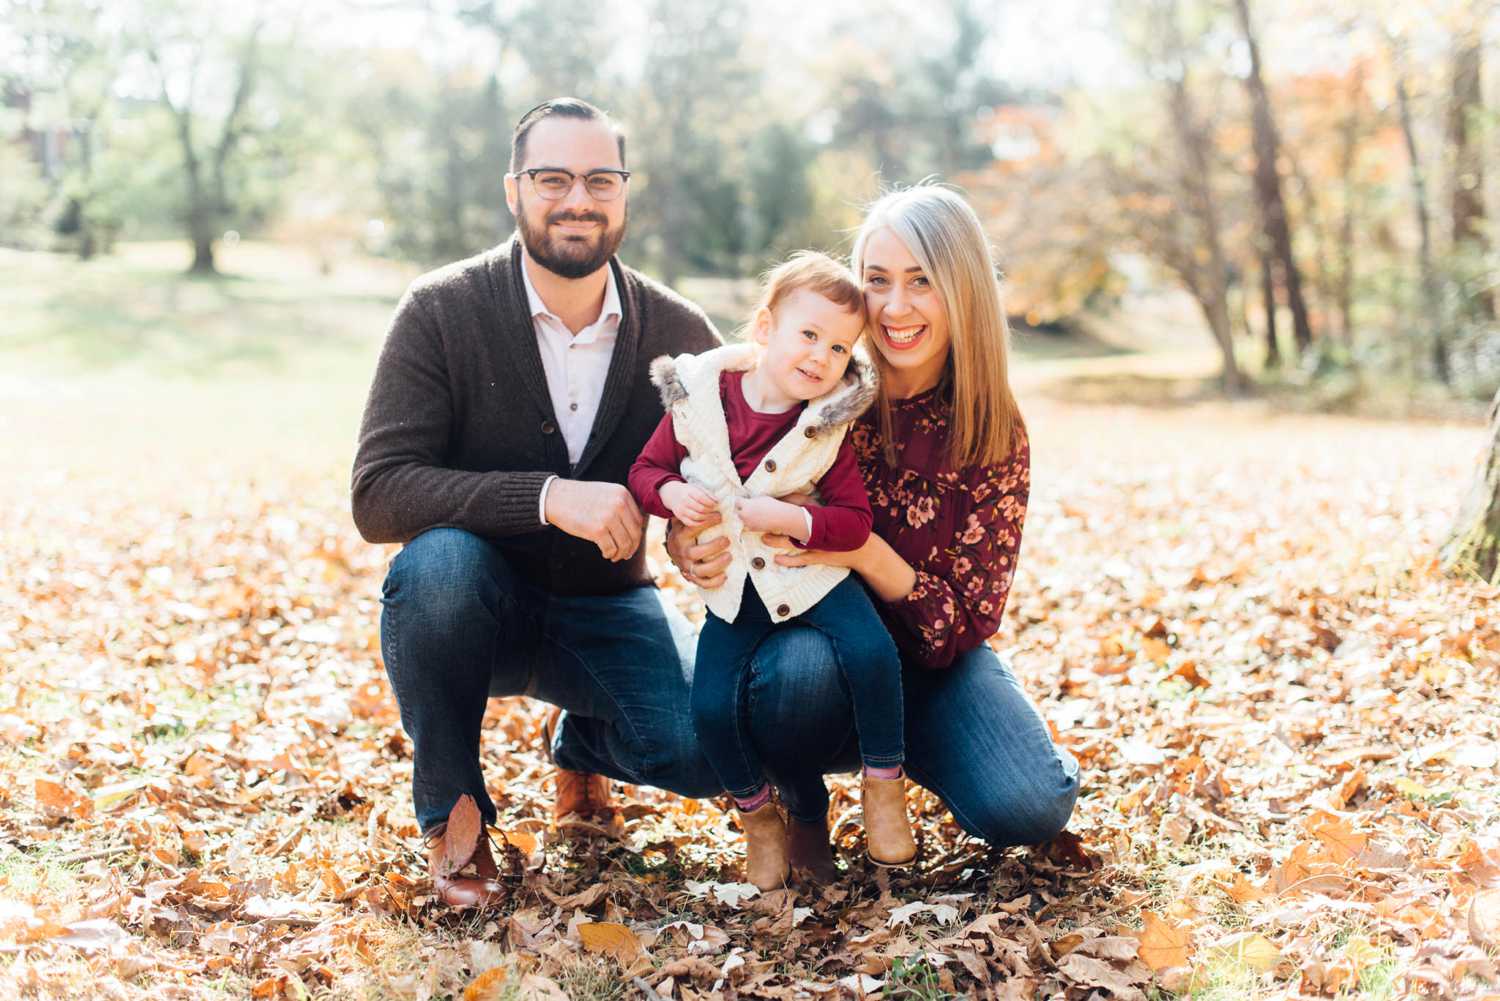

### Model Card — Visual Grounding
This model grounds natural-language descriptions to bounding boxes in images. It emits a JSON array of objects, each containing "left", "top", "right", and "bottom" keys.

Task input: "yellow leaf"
[
  {"left": 463, "top": 967, "right": 509, "bottom": 1001},
  {"left": 1211, "top": 931, "right": 1281, "bottom": 972},
  {"left": 578, "top": 921, "right": 642, "bottom": 964},
  {"left": 1137, "top": 910, "right": 1193, "bottom": 971}
]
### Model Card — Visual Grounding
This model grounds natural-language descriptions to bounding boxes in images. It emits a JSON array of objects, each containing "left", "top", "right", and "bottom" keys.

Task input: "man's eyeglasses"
[{"left": 516, "top": 168, "right": 631, "bottom": 202}]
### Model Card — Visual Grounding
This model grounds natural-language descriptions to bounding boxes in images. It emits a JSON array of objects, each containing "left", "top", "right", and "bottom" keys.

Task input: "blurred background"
[{"left": 1, "top": 0, "right": 1496, "bottom": 413}]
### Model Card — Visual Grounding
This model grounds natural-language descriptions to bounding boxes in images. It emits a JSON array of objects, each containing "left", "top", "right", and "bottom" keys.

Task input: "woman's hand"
[
  {"left": 771, "top": 538, "right": 868, "bottom": 571},
  {"left": 774, "top": 532, "right": 919, "bottom": 603},
  {"left": 665, "top": 514, "right": 732, "bottom": 589}
]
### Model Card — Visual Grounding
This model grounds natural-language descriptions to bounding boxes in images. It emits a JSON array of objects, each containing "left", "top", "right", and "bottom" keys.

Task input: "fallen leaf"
[
  {"left": 463, "top": 966, "right": 509, "bottom": 1001},
  {"left": 887, "top": 901, "right": 960, "bottom": 928},
  {"left": 1210, "top": 931, "right": 1281, "bottom": 972},
  {"left": 1137, "top": 911, "right": 1192, "bottom": 971},
  {"left": 578, "top": 921, "right": 643, "bottom": 965},
  {"left": 1470, "top": 889, "right": 1500, "bottom": 949}
]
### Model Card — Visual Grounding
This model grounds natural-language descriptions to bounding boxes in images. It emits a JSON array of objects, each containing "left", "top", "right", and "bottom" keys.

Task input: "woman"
[{"left": 667, "top": 184, "right": 1080, "bottom": 879}]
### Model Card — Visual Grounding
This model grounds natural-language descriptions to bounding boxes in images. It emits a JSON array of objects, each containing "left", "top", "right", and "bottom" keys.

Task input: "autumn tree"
[
  {"left": 124, "top": 0, "right": 303, "bottom": 274},
  {"left": 1092, "top": 0, "right": 1247, "bottom": 393},
  {"left": 1232, "top": 0, "right": 1314, "bottom": 364},
  {"left": 1446, "top": 14, "right": 1491, "bottom": 321}
]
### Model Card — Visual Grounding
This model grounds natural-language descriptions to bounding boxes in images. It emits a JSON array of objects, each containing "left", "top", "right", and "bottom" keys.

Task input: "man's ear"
[
  {"left": 751, "top": 307, "right": 773, "bottom": 346},
  {"left": 504, "top": 174, "right": 520, "bottom": 217}
]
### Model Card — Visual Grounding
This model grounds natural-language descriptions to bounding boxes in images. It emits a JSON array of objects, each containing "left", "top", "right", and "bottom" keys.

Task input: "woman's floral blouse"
[{"left": 849, "top": 384, "right": 1030, "bottom": 669}]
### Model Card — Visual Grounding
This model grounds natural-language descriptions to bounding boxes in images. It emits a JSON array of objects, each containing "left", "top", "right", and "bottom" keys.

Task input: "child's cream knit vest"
[{"left": 649, "top": 342, "right": 877, "bottom": 624}]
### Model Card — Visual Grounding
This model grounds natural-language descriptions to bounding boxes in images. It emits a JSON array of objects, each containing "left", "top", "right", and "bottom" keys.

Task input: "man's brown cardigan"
[{"left": 352, "top": 238, "right": 719, "bottom": 596}]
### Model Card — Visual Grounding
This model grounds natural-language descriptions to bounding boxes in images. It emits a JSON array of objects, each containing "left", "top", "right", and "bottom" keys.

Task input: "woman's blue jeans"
[
  {"left": 379, "top": 527, "right": 721, "bottom": 833},
  {"left": 743, "top": 627, "right": 1081, "bottom": 846},
  {"left": 694, "top": 576, "right": 903, "bottom": 800}
]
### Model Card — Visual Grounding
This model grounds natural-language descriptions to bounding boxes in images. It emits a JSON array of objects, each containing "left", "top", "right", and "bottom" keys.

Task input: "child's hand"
[
  {"left": 735, "top": 496, "right": 808, "bottom": 541},
  {"left": 660, "top": 481, "right": 720, "bottom": 526}
]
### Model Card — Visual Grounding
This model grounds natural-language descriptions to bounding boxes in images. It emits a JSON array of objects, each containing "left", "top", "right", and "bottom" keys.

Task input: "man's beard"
[{"left": 516, "top": 198, "right": 628, "bottom": 279}]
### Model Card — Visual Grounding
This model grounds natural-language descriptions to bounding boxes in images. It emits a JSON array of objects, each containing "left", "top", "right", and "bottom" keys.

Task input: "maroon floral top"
[{"left": 848, "top": 384, "right": 1029, "bottom": 670}]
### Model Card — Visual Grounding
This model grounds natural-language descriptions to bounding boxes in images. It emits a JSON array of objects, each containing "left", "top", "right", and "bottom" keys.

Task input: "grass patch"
[{"left": 886, "top": 955, "right": 958, "bottom": 1000}]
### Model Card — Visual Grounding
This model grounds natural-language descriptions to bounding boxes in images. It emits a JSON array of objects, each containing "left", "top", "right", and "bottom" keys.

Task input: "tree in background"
[
  {"left": 631, "top": 0, "right": 758, "bottom": 285},
  {"left": 1445, "top": 10, "right": 1490, "bottom": 322},
  {"left": 4, "top": 0, "right": 123, "bottom": 256},
  {"left": 1089, "top": 0, "right": 1248, "bottom": 392},
  {"left": 1232, "top": 0, "right": 1315, "bottom": 365}
]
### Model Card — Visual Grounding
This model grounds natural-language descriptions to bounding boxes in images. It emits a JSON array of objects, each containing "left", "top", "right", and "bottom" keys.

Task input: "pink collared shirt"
[{"left": 520, "top": 253, "right": 622, "bottom": 524}]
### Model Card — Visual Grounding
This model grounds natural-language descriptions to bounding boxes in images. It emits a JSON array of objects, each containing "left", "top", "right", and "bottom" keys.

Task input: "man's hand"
[
  {"left": 660, "top": 481, "right": 720, "bottom": 526},
  {"left": 735, "top": 496, "right": 809, "bottom": 541},
  {"left": 544, "top": 478, "right": 644, "bottom": 562},
  {"left": 665, "top": 515, "right": 731, "bottom": 589}
]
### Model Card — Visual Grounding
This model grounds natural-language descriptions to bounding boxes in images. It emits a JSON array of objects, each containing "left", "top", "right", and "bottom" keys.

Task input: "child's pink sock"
[
  {"left": 735, "top": 784, "right": 772, "bottom": 812},
  {"left": 864, "top": 765, "right": 903, "bottom": 780}
]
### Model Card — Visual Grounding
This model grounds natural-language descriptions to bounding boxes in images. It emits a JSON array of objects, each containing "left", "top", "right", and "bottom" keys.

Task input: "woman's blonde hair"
[
  {"left": 851, "top": 183, "right": 1023, "bottom": 469},
  {"left": 737, "top": 250, "right": 865, "bottom": 339}
]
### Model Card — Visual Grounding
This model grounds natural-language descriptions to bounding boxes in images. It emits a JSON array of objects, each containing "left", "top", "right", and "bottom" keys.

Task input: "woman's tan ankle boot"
[
  {"left": 738, "top": 802, "right": 790, "bottom": 890},
  {"left": 862, "top": 772, "right": 917, "bottom": 866}
]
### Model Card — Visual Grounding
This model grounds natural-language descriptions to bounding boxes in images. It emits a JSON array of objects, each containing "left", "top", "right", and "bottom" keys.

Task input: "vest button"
[
  {"left": 804, "top": 427, "right": 816, "bottom": 438},
  {"left": 764, "top": 459, "right": 777, "bottom": 472},
  {"left": 751, "top": 557, "right": 765, "bottom": 570},
  {"left": 541, "top": 419, "right": 557, "bottom": 435},
  {"left": 775, "top": 604, "right": 791, "bottom": 618}
]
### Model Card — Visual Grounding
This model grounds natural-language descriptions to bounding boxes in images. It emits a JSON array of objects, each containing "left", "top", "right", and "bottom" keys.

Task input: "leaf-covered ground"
[{"left": 1, "top": 372, "right": 1496, "bottom": 999}]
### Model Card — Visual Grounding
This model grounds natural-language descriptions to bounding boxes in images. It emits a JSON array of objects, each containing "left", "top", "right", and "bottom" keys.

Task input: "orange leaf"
[
  {"left": 1221, "top": 872, "right": 1267, "bottom": 904},
  {"left": 1139, "top": 637, "right": 1172, "bottom": 664},
  {"left": 1333, "top": 769, "right": 1366, "bottom": 808},
  {"left": 35, "top": 778, "right": 92, "bottom": 821},
  {"left": 463, "top": 967, "right": 509, "bottom": 1001},
  {"left": 1137, "top": 910, "right": 1193, "bottom": 971},
  {"left": 504, "top": 831, "right": 538, "bottom": 855},
  {"left": 1309, "top": 812, "right": 1368, "bottom": 864},
  {"left": 578, "top": 921, "right": 642, "bottom": 964},
  {"left": 1168, "top": 659, "right": 1209, "bottom": 687}
]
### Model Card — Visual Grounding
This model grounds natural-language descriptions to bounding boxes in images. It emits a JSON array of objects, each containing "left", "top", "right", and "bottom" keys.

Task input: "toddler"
[{"left": 628, "top": 252, "right": 916, "bottom": 889}]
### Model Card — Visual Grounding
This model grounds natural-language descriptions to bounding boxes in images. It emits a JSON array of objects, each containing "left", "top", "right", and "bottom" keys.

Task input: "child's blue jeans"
[{"left": 692, "top": 574, "right": 903, "bottom": 800}]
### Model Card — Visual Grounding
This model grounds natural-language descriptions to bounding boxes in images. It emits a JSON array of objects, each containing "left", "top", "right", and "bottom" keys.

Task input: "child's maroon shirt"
[{"left": 629, "top": 370, "right": 872, "bottom": 551}]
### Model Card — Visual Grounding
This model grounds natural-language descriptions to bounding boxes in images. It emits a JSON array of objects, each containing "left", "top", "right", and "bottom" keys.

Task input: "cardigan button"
[
  {"left": 750, "top": 557, "right": 765, "bottom": 570},
  {"left": 764, "top": 459, "right": 777, "bottom": 472},
  {"left": 541, "top": 419, "right": 557, "bottom": 435},
  {"left": 775, "top": 604, "right": 791, "bottom": 618}
]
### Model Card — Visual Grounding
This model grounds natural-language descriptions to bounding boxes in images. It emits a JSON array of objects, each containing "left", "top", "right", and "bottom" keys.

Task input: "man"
[{"left": 352, "top": 98, "right": 721, "bottom": 908}]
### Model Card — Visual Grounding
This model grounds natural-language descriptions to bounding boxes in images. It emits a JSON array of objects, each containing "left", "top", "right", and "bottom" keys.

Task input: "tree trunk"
[
  {"left": 1166, "top": 68, "right": 1246, "bottom": 394},
  {"left": 1441, "top": 385, "right": 1500, "bottom": 581},
  {"left": 1335, "top": 66, "right": 1363, "bottom": 345},
  {"left": 1233, "top": 0, "right": 1314, "bottom": 357},
  {"left": 1394, "top": 54, "right": 1449, "bottom": 385},
  {"left": 1448, "top": 27, "right": 1492, "bottom": 319},
  {"left": 1260, "top": 245, "right": 1280, "bottom": 368}
]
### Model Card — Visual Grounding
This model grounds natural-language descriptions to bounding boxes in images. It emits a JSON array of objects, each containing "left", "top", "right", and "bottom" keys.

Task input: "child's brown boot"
[
  {"left": 862, "top": 772, "right": 917, "bottom": 866},
  {"left": 738, "top": 801, "right": 790, "bottom": 890}
]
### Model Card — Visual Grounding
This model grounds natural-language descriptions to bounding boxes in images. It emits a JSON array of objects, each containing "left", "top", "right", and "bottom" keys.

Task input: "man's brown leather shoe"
[
  {"left": 543, "top": 707, "right": 617, "bottom": 825},
  {"left": 426, "top": 794, "right": 507, "bottom": 909}
]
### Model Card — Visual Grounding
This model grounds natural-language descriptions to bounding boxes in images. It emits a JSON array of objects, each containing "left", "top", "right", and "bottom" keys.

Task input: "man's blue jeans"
[
  {"left": 379, "top": 527, "right": 721, "bottom": 833},
  {"left": 743, "top": 628, "right": 1081, "bottom": 846},
  {"left": 694, "top": 576, "right": 903, "bottom": 800}
]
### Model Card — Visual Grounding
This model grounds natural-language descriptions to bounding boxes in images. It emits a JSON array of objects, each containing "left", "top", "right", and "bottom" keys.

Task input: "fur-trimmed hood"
[{"left": 649, "top": 341, "right": 877, "bottom": 438}]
